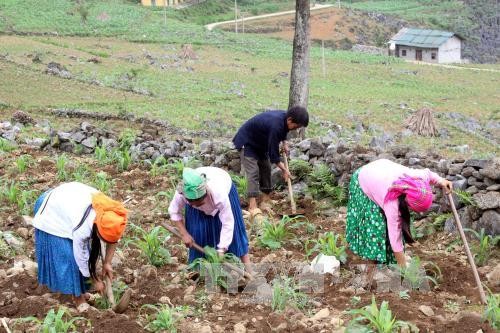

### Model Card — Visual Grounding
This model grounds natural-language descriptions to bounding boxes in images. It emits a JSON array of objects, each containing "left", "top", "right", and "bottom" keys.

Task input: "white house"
[{"left": 388, "top": 28, "right": 463, "bottom": 64}]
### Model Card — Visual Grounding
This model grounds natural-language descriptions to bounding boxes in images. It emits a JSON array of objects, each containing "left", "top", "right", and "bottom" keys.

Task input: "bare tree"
[{"left": 288, "top": 0, "right": 310, "bottom": 138}]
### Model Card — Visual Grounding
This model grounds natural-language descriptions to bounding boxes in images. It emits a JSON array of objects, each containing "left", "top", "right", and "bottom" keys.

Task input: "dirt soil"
[
  {"left": 222, "top": 8, "right": 395, "bottom": 49},
  {"left": 0, "top": 114, "right": 498, "bottom": 333}
]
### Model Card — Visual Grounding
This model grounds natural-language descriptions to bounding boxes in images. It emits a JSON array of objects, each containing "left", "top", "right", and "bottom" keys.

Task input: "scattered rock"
[
  {"left": 199, "top": 325, "right": 213, "bottom": 333},
  {"left": 419, "top": 305, "right": 434, "bottom": 317},
  {"left": 233, "top": 322, "right": 247, "bottom": 333},
  {"left": 310, "top": 308, "right": 330, "bottom": 322},
  {"left": 486, "top": 264, "right": 500, "bottom": 287},
  {"left": 473, "top": 191, "right": 500, "bottom": 210}
]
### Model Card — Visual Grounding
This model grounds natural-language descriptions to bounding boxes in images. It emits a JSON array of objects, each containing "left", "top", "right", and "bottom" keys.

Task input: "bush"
[
  {"left": 288, "top": 159, "right": 312, "bottom": 181},
  {"left": 306, "top": 163, "right": 346, "bottom": 206}
]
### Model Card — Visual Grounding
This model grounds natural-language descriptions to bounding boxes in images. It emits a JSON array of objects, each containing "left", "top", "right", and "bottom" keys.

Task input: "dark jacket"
[{"left": 232, "top": 111, "right": 288, "bottom": 164}]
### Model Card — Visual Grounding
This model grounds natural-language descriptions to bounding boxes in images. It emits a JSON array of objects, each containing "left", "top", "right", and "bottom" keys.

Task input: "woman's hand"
[
  {"left": 281, "top": 168, "right": 291, "bottom": 182},
  {"left": 93, "top": 280, "right": 105, "bottom": 294},
  {"left": 440, "top": 179, "right": 453, "bottom": 194},
  {"left": 103, "top": 262, "right": 114, "bottom": 280},
  {"left": 182, "top": 233, "right": 194, "bottom": 248}
]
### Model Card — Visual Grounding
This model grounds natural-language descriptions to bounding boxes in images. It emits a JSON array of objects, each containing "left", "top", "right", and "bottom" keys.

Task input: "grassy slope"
[{"left": 0, "top": 0, "right": 498, "bottom": 157}]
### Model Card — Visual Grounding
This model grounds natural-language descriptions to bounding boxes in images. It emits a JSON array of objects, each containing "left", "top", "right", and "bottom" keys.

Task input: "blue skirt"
[
  {"left": 33, "top": 189, "right": 52, "bottom": 215},
  {"left": 35, "top": 229, "right": 89, "bottom": 297},
  {"left": 185, "top": 183, "right": 249, "bottom": 263}
]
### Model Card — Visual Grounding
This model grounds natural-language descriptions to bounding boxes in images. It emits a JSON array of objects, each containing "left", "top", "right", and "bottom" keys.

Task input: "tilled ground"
[{"left": 0, "top": 146, "right": 498, "bottom": 333}]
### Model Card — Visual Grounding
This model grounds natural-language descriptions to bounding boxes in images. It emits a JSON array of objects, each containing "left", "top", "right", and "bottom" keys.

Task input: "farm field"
[{"left": 0, "top": 1, "right": 499, "bottom": 332}]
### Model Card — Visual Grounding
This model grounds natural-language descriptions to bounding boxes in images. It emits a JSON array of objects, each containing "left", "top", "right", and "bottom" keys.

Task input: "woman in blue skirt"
[
  {"left": 32, "top": 182, "right": 128, "bottom": 308},
  {"left": 168, "top": 167, "right": 251, "bottom": 270}
]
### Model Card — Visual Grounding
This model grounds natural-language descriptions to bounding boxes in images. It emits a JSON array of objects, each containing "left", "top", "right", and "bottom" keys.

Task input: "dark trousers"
[{"left": 240, "top": 149, "right": 272, "bottom": 198}]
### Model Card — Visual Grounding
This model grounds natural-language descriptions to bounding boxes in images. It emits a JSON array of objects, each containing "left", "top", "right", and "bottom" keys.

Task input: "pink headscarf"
[{"left": 384, "top": 175, "right": 433, "bottom": 212}]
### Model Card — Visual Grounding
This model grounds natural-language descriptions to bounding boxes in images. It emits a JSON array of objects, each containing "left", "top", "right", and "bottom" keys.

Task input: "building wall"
[
  {"left": 141, "top": 0, "right": 183, "bottom": 6},
  {"left": 438, "top": 36, "right": 462, "bottom": 63},
  {"left": 396, "top": 46, "right": 439, "bottom": 63}
]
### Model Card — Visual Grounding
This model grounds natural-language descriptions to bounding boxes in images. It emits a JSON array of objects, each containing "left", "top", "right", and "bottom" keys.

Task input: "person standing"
[{"left": 232, "top": 106, "right": 309, "bottom": 216}]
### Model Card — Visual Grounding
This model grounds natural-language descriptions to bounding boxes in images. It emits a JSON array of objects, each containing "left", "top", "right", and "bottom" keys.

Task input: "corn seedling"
[
  {"left": 391, "top": 257, "right": 441, "bottom": 291},
  {"left": 2, "top": 181, "right": 20, "bottom": 204},
  {"left": 93, "top": 171, "right": 113, "bottom": 194},
  {"left": 483, "top": 288, "right": 499, "bottom": 330},
  {"left": 305, "top": 231, "right": 348, "bottom": 263},
  {"left": 15, "top": 154, "right": 33, "bottom": 173},
  {"left": 71, "top": 164, "right": 91, "bottom": 183},
  {"left": 465, "top": 228, "right": 500, "bottom": 266},
  {"left": 188, "top": 246, "right": 242, "bottom": 290},
  {"left": 56, "top": 154, "right": 69, "bottom": 181},
  {"left": 17, "top": 189, "right": 38, "bottom": 215},
  {"left": 147, "top": 156, "right": 169, "bottom": 178},
  {"left": 288, "top": 159, "right": 312, "bottom": 181},
  {"left": 0, "top": 138, "right": 16, "bottom": 153},
  {"left": 348, "top": 296, "right": 417, "bottom": 333},
  {"left": 454, "top": 189, "right": 477, "bottom": 207},
  {"left": 230, "top": 174, "right": 248, "bottom": 198},
  {"left": 115, "top": 149, "right": 132, "bottom": 171},
  {"left": 257, "top": 215, "right": 302, "bottom": 250},
  {"left": 118, "top": 129, "right": 136, "bottom": 151},
  {"left": 94, "top": 145, "right": 112, "bottom": 165},
  {"left": 130, "top": 225, "right": 171, "bottom": 267},
  {"left": 271, "top": 276, "right": 309, "bottom": 312},
  {"left": 306, "top": 163, "right": 346, "bottom": 206},
  {"left": 140, "top": 304, "right": 189, "bottom": 333},
  {"left": 16, "top": 306, "right": 90, "bottom": 333},
  {"left": 94, "top": 280, "right": 128, "bottom": 310}
]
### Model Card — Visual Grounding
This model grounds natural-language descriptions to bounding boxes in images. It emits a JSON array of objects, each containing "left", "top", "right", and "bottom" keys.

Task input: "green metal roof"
[{"left": 390, "top": 28, "right": 460, "bottom": 48}]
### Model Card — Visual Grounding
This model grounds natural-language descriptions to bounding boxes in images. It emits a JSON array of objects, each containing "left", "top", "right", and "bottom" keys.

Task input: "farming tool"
[
  {"left": 278, "top": 152, "right": 305, "bottom": 218},
  {"left": 161, "top": 222, "right": 254, "bottom": 282},
  {"left": 100, "top": 243, "right": 131, "bottom": 313},
  {"left": 446, "top": 192, "right": 487, "bottom": 304}
]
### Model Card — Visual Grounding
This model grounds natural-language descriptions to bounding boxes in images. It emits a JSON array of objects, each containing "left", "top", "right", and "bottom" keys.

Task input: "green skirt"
[{"left": 346, "top": 168, "right": 397, "bottom": 265}]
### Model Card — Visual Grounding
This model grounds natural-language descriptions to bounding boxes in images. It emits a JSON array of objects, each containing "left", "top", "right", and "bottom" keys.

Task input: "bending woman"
[
  {"left": 168, "top": 167, "right": 251, "bottom": 270},
  {"left": 32, "top": 182, "right": 127, "bottom": 307},
  {"left": 346, "top": 159, "right": 452, "bottom": 267}
]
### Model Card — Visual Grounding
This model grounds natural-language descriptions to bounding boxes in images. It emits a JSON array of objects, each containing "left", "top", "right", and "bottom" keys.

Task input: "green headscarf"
[{"left": 182, "top": 168, "right": 207, "bottom": 200}]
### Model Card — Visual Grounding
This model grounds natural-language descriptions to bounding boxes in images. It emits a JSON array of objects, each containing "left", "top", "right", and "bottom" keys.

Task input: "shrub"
[
  {"left": 454, "top": 189, "right": 477, "bottom": 207},
  {"left": 288, "top": 159, "right": 312, "bottom": 181},
  {"left": 306, "top": 163, "right": 346, "bottom": 206}
]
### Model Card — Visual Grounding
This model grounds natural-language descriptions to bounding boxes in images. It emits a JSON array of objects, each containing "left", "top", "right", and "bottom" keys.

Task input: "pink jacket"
[{"left": 358, "top": 159, "right": 444, "bottom": 253}]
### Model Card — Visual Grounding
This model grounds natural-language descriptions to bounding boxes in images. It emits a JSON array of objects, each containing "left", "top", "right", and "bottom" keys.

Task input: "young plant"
[
  {"left": 0, "top": 138, "right": 16, "bottom": 153},
  {"left": 454, "top": 189, "right": 477, "bottom": 207},
  {"left": 412, "top": 212, "right": 451, "bottom": 239},
  {"left": 271, "top": 276, "right": 309, "bottom": 312},
  {"left": 147, "top": 156, "right": 168, "bottom": 178},
  {"left": 15, "top": 154, "right": 33, "bottom": 173},
  {"left": 56, "top": 154, "right": 69, "bottom": 181},
  {"left": 483, "top": 289, "right": 499, "bottom": 330},
  {"left": 94, "top": 145, "right": 112, "bottom": 166},
  {"left": 465, "top": 228, "right": 500, "bottom": 266},
  {"left": 230, "top": 174, "right": 248, "bottom": 198},
  {"left": 93, "top": 171, "right": 113, "bottom": 194},
  {"left": 17, "top": 307, "right": 89, "bottom": 332},
  {"left": 118, "top": 129, "right": 136, "bottom": 151},
  {"left": 94, "top": 280, "right": 128, "bottom": 310},
  {"left": 188, "top": 246, "right": 242, "bottom": 290},
  {"left": 399, "top": 290, "right": 410, "bottom": 300},
  {"left": 140, "top": 304, "right": 189, "bottom": 333},
  {"left": 288, "top": 159, "right": 312, "bottom": 181},
  {"left": 306, "top": 163, "right": 346, "bottom": 206},
  {"left": 444, "top": 300, "right": 460, "bottom": 314},
  {"left": 305, "top": 231, "right": 348, "bottom": 263},
  {"left": 17, "top": 189, "right": 38, "bottom": 215},
  {"left": 257, "top": 215, "right": 302, "bottom": 250},
  {"left": 115, "top": 149, "right": 132, "bottom": 172},
  {"left": 348, "top": 296, "right": 417, "bottom": 333},
  {"left": 130, "top": 225, "right": 171, "bottom": 267},
  {"left": 71, "top": 163, "right": 91, "bottom": 183},
  {"left": 391, "top": 256, "right": 441, "bottom": 291},
  {"left": 2, "top": 181, "right": 20, "bottom": 204}
]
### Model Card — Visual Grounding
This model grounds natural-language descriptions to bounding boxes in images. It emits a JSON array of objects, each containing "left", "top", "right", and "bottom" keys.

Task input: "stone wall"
[{"left": 1, "top": 117, "right": 498, "bottom": 236}]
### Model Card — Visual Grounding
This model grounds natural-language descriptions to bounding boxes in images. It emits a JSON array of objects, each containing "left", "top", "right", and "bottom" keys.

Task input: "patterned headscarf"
[{"left": 384, "top": 175, "right": 433, "bottom": 213}]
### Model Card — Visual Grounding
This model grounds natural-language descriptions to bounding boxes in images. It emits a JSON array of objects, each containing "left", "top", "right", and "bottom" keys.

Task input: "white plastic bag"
[{"left": 310, "top": 254, "right": 340, "bottom": 275}]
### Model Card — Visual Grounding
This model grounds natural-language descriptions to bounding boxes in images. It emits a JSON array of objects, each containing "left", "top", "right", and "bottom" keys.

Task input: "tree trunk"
[{"left": 288, "top": 0, "right": 310, "bottom": 138}]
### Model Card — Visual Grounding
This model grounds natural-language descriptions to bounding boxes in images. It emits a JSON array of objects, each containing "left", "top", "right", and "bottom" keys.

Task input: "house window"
[
  {"left": 401, "top": 49, "right": 407, "bottom": 56},
  {"left": 431, "top": 52, "right": 436, "bottom": 60}
]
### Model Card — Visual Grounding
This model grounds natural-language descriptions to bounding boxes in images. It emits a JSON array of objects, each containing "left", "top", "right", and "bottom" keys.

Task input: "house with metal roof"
[{"left": 388, "top": 28, "right": 464, "bottom": 64}]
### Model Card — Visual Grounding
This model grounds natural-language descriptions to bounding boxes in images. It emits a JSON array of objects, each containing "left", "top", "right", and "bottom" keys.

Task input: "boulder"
[
  {"left": 477, "top": 210, "right": 500, "bottom": 236},
  {"left": 486, "top": 264, "right": 500, "bottom": 287},
  {"left": 308, "top": 139, "right": 325, "bottom": 157},
  {"left": 480, "top": 158, "right": 500, "bottom": 180},
  {"left": 70, "top": 131, "right": 86, "bottom": 143},
  {"left": 199, "top": 140, "right": 212, "bottom": 154},
  {"left": 81, "top": 136, "right": 97, "bottom": 149},
  {"left": 464, "top": 159, "right": 488, "bottom": 169},
  {"left": 298, "top": 139, "right": 312, "bottom": 152},
  {"left": 473, "top": 192, "right": 500, "bottom": 210},
  {"left": 448, "top": 163, "right": 464, "bottom": 175},
  {"left": 419, "top": 305, "right": 435, "bottom": 317}
]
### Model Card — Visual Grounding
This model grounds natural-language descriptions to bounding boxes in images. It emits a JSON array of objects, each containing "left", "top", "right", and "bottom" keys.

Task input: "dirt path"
[{"left": 205, "top": 3, "right": 334, "bottom": 31}]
